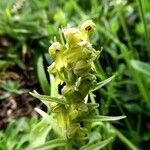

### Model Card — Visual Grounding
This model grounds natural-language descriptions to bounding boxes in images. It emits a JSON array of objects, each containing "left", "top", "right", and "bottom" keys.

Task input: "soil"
[
  {"left": 0, "top": 56, "right": 41, "bottom": 129},
  {"left": 0, "top": 93, "right": 37, "bottom": 129}
]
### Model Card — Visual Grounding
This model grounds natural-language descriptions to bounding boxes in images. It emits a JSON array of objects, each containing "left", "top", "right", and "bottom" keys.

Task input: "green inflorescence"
[
  {"left": 47, "top": 20, "right": 100, "bottom": 140},
  {"left": 30, "top": 20, "right": 125, "bottom": 149}
]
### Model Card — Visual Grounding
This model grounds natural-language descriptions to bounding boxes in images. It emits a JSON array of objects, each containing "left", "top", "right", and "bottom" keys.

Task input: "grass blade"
[
  {"left": 37, "top": 56, "right": 50, "bottom": 95},
  {"left": 131, "top": 60, "right": 150, "bottom": 76},
  {"left": 136, "top": 0, "right": 150, "bottom": 53},
  {"left": 114, "top": 127, "right": 138, "bottom": 150}
]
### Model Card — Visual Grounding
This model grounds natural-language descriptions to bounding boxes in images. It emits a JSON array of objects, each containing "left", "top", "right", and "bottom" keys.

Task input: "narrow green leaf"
[
  {"left": 91, "top": 75, "right": 115, "bottom": 92},
  {"left": 30, "top": 118, "right": 51, "bottom": 147},
  {"left": 0, "top": 92, "right": 11, "bottom": 100},
  {"left": 29, "top": 91, "right": 68, "bottom": 105},
  {"left": 130, "top": 60, "right": 150, "bottom": 76},
  {"left": 80, "top": 137, "right": 114, "bottom": 150},
  {"left": 37, "top": 56, "right": 50, "bottom": 95},
  {"left": 31, "top": 138, "right": 66, "bottom": 150},
  {"left": 0, "top": 60, "right": 7, "bottom": 68},
  {"left": 34, "top": 108, "right": 62, "bottom": 138},
  {"left": 79, "top": 115, "right": 126, "bottom": 122},
  {"left": 113, "top": 127, "right": 139, "bottom": 150},
  {"left": 12, "top": 28, "right": 31, "bottom": 33},
  {"left": 50, "top": 75, "right": 58, "bottom": 97}
]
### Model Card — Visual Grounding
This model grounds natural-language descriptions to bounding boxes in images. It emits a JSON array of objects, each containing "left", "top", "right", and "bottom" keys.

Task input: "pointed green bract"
[
  {"left": 30, "top": 118, "right": 51, "bottom": 147},
  {"left": 79, "top": 116, "right": 126, "bottom": 122},
  {"left": 91, "top": 75, "right": 115, "bottom": 92},
  {"left": 31, "top": 138, "right": 66, "bottom": 150},
  {"left": 29, "top": 91, "right": 68, "bottom": 105},
  {"left": 80, "top": 137, "right": 114, "bottom": 150}
]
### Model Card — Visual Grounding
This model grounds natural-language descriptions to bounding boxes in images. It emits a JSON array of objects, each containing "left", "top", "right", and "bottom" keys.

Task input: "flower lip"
[
  {"left": 85, "top": 26, "right": 92, "bottom": 31},
  {"left": 80, "top": 20, "right": 96, "bottom": 33},
  {"left": 48, "top": 42, "right": 62, "bottom": 58}
]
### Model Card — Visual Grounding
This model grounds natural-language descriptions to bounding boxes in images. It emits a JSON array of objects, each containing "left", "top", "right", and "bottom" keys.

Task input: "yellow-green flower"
[
  {"left": 80, "top": 20, "right": 96, "bottom": 40},
  {"left": 48, "top": 42, "right": 63, "bottom": 59},
  {"left": 64, "top": 28, "right": 82, "bottom": 48}
]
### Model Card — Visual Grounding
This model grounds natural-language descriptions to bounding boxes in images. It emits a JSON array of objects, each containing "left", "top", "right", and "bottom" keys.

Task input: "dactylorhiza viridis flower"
[{"left": 47, "top": 20, "right": 100, "bottom": 140}]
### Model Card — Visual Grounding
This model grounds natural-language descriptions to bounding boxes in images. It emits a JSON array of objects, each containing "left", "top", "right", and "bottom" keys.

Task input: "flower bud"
[
  {"left": 78, "top": 74, "right": 97, "bottom": 98},
  {"left": 73, "top": 60, "right": 91, "bottom": 77},
  {"left": 62, "top": 85, "right": 82, "bottom": 102},
  {"left": 69, "top": 102, "right": 88, "bottom": 120},
  {"left": 64, "top": 28, "right": 82, "bottom": 48}
]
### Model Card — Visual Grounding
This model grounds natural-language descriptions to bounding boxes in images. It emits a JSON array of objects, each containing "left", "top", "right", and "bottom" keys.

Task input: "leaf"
[
  {"left": 29, "top": 90, "right": 68, "bottom": 105},
  {"left": 0, "top": 80, "right": 27, "bottom": 95},
  {"left": 91, "top": 75, "right": 115, "bottom": 92},
  {"left": 0, "top": 92, "right": 11, "bottom": 100},
  {"left": 79, "top": 115, "right": 126, "bottom": 122},
  {"left": 34, "top": 108, "right": 62, "bottom": 137},
  {"left": 88, "top": 131, "right": 101, "bottom": 143},
  {"left": 0, "top": 60, "right": 7, "bottom": 68},
  {"left": 31, "top": 138, "right": 66, "bottom": 150},
  {"left": 0, "top": 80, "right": 19, "bottom": 92},
  {"left": 30, "top": 118, "right": 51, "bottom": 147},
  {"left": 80, "top": 137, "right": 114, "bottom": 150},
  {"left": 15, "top": 59, "right": 26, "bottom": 70},
  {"left": 130, "top": 60, "right": 150, "bottom": 76},
  {"left": 2, "top": 117, "right": 33, "bottom": 150},
  {"left": 37, "top": 56, "right": 50, "bottom": 95}
]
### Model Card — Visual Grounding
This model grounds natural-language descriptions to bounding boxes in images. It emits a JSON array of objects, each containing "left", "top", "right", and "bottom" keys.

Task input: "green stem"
[
  {"left": 136, "top": 113, "right": 141, "bottom": 133},
  {"left": 65, "top": 141, "right": 72, "bottom": 150},
  {"left": 113, "top": 127, "right": 138, "bottom": 150},
  {"left": 119, "top": 15, "right": 134, "bottom": 51},
  {"left": 137, "top": 0, "right": 150, "bottom": 53},
  {"left": 95, "top": 60, "right": 106, "bottom": 80},
  {"left": 70, "top": 0, "right": 86, "bottom": 18},
  {"left": 113, "top": 98, "right": 133, "bottom": 136}
]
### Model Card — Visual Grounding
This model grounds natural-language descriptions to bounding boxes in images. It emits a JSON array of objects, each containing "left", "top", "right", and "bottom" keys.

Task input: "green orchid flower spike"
[{"left": 30, "top": 20, "right": 126, "bottom": 150}]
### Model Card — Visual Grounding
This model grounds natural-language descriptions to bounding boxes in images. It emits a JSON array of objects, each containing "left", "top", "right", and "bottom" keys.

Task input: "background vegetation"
[{"left": 0, "top": 0, "right": 150, "bottom": 149}]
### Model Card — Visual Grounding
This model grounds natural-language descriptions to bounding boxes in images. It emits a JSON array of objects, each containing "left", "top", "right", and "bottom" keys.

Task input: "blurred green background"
[{"left": 0, "top": 0, "right": 150, "bottom": 149}]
